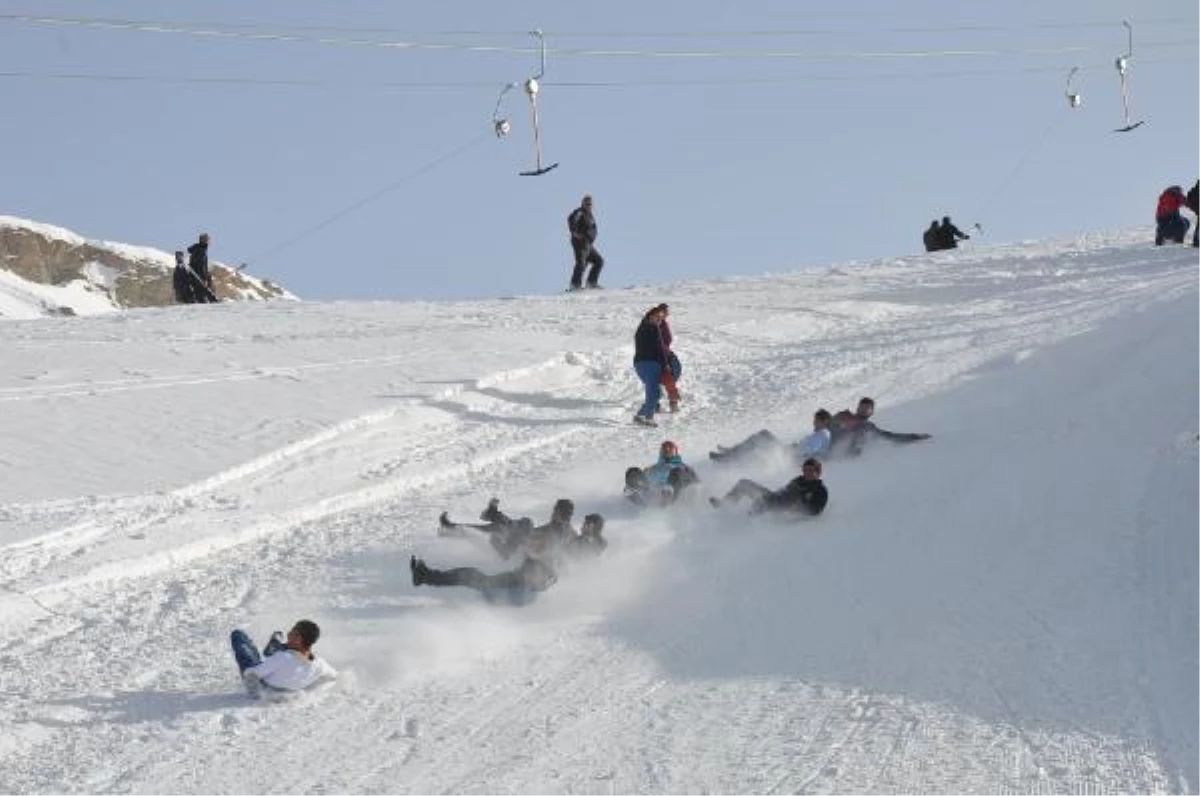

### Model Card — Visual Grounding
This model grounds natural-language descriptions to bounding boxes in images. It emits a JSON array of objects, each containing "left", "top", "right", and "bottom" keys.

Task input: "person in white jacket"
[
  {"left": 709, "top": 409, "right": 833, "bottom": 464},
  {"left": 231, "top": 620, "right": 336, "bottom": 698}
]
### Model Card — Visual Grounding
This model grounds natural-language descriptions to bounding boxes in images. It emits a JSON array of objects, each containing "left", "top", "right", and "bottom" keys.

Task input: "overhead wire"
[
  {"left": 0, "top": 13, "right": 1193, "bottom": 63},
  {"left": 242, "top": 131, "right": 492, "bottom": 268}
]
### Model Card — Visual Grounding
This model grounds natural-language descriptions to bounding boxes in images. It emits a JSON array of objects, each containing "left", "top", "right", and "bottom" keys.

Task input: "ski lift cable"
[
  {"left": 2, "top": 12, "right": 1193, "bottom": 39},
  {"left": 243, "top": 131, "right": 491, "bottom": 268},
  {"left": 1, "top": 13, "right": 1191, "bottom": 63},
  {"left": 970, "top": 114, "right": 1067, "bottom": 234},
  {"left": 0, "top": 53, "right": 1194, "bottom": 91}
]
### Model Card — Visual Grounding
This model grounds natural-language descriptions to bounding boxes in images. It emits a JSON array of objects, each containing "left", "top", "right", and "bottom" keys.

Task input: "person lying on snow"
[
  {"left": 709, "top": 457, "right": 829, "bottom": 518},
  {"left": 440, "top": 498, "right": 607, "bottom": 563},
  {"left": 829, "top": 397, "right": 931, "bottom": 457},
  {"left": 410, "top": 553, "right": 558, "bottom": 606},
  {"left": 624, "top": 440, "right": 700, "bottom": 507},
  {"left": 231, "top": 620, "right": 337, "bottom": 698},
  {"left": 709, "top": 409, "right": 833, "bottom": 464}
]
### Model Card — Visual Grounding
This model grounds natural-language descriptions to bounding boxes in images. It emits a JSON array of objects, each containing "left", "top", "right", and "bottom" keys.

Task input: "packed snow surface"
[{"left": 0, "top": 230, "right": 1195, "bottom": 794}]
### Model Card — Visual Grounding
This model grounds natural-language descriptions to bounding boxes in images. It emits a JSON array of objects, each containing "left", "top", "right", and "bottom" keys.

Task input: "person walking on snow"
[
  {"left": 231, "top": 620, "right": 336, "bottom": 698},
  {"left": 656, "top": 303, "right": 683, "bottom": 412},
  {"left": 633, "top": 305, "right": 668, "bottom": 427},
  {"left": 568, "top": 194, "right": 604, "bottom": 290}
]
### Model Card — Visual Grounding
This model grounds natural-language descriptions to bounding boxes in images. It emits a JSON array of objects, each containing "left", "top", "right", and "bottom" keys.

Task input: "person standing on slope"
[
  {"left": 231, "top": 620, "right": 336, "bottom": 698},
  {"left": 1154, "top": 185, "right": 1191, "bottom": 246},
  {"left": 567, "top": 194, "right": 604, "bottom": 290},
  {"left": 633, "top": 306, "right": 668, "bottom": 427},
  {"left": 656, "top": 303, "right": 683, "bottom": 412},
  {"left": 1183, "top": 181, "right": 1198, "bottom": 247},
  {"left": 936, "top": 216, "right": 970, "bottom": 250},
  {"left": 187, "top": 232, "right": 218, "bottom": 302},
  {"left": 923, "top": 219, "right": 942, "bottom": 252},
  {"left": 172, "top": 250, "right": 195, "bottom": 304}
]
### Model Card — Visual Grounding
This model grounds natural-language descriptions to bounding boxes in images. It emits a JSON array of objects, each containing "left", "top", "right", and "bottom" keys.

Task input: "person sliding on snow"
[
  {"left": 625, "top": 440, "right": 700, "bottom": 507},
  {"left": 441, "top": 498, "right": 581, "bottom": 563},
  {"left": 710, "top": 457, "right": 829, "bottom": 518},
  {"left": 709, "top": 409, "right": 833, "bottom": 465},
  {"left": 230, "top": 620, "right": 336, "bottom": 698},
  {"left": 829, "top": 397, "right": 931, "bottom": 457},
  {"left": 411, "top": 553, "right": 558, "bottom": 606}
]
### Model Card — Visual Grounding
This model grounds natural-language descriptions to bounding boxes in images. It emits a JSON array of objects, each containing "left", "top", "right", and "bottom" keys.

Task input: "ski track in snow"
[{"left": 0, "top": 234, "right": 1194, "bottom": 793}]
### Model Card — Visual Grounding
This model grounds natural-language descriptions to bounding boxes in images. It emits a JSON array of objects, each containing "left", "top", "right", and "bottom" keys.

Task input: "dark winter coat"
[
  {"left": 936, "top": 221, "right": 968, "bottom": 250},
  {"left": 568, "top": 206, "right": 598, "bottom": 244},
  {"left": 634, "top": 318, "right": 667, "bottom": 365},
  {"left": 829, "top": 410, "right": 930, "bottom": 456},
  {"left": 1187, "top": 182, "right": 1199, "bottom": 214},
  {"left": 754, "top": 476, "right": 828, "bottom": 516},
  {"left": 923, "top": 223, "right": 941, "bottom": 252},
  {"left": 187, "top": 241, "right": 209, "bottom": 275}
]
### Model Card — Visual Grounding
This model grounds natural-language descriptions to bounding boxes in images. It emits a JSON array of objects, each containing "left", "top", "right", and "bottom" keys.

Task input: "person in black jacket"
[
  {"left": 567, "top": 195, "right": 604, "bottom": 290},
  {"left": 829, "top": 397, "right": 931, "bottom": 456},
  {"left": 922, "top": 220, "right": 942, "bottom": 252},
  {"left": 1186, "top": 180, "right": 1199, "bottom": 247},
  {"left": 709, "top": 457, "right": 829, "bottom": 517},
  {"left": 935, "top": 216, "right": 970, "bottom": 250},
  {"left": 633, "top": 306, "right": 668, "bottom": 427},
  {"left": 410, "top": 554, "right": 557, "bottom": 606},
  {"left": 172, "top": 250, "right": 195, "bottom": 304},
  {"left": 187, "top": 232, "right": 218, "bottom": 302}
]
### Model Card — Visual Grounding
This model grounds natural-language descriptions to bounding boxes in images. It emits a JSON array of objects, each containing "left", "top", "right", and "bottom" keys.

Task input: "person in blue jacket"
[{"left": 625, "top": 440, "right": 700, "bottom": 506}]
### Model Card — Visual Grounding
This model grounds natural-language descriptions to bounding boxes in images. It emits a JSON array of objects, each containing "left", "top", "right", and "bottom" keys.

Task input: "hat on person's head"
[
  {"left": 199, "top": 232, "right": 210, "bottom": 242},
  {"left": 802, "top": 457, "right": 823, "bottom": 474},
  {"left": 582, "top": 194, "right": 593, "bottom": 204},
  {"left": 292, "top": 619, "right": 320, "bottom": 647}
]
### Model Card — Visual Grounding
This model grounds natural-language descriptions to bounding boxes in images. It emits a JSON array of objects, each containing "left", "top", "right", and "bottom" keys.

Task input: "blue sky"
[{"left": 1, "top": 0, "right": 1196, "bottom": 300}]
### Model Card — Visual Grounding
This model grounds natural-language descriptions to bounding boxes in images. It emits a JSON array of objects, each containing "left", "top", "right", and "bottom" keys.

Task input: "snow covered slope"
[{"left": 0, "top": 229, "right": 1195, "bottom": 793}]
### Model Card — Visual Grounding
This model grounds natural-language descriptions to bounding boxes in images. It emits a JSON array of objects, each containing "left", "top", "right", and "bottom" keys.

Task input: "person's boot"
[
  {"left": 410, "top": 555, "right": 427, "bottom": 587},
  {"left": 669, "top": 399, "right": 680, "bottom": 413}
]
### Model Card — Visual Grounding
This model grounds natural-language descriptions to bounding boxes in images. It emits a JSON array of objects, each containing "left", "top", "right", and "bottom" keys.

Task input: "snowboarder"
[
  {"left": 922, "top": 220, "right": 943, "bottom": 252},
  {"left": 1186, "top": 181, "right": 1199, "bottom": 247},
  {"left": 1155, "top": 185, "right": 1191, "bottom": 246},
  {"left": 935, "top": 216, "right": 970, "bottom": 250},
  {"left": 709, "top": 409, "right": 833, "bottom": 465},
  {"left": 410, "top": 553, "right": 558, "bottom": 606},
  {"left": 656, "top": 303, "right": 683, "bottom": 412},
  {"left": 709, "top": 457, "right": 829, "bottom": 517},
  {"left": 624, "top": 440, "right": 700, "bottom": 507},
  {"left": 829, "top": 397, "right": 931, "bottom": 457},
  {"left": 187, "top": 232, "right": 218, "bottom": 302},
  {"left": 633, "top": 306, "right": 668, "bottom": 427},
  {"left": 567, "top": 194, "right": 604, "bottom": 289},
  {"left": 231, "top": 620, "right": 336, "bottom": 698}
]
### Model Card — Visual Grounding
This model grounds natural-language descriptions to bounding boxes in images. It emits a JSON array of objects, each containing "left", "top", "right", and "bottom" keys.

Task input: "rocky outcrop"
[{"left": 0, "top": 216, "right": 293, "bottom": 312}]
